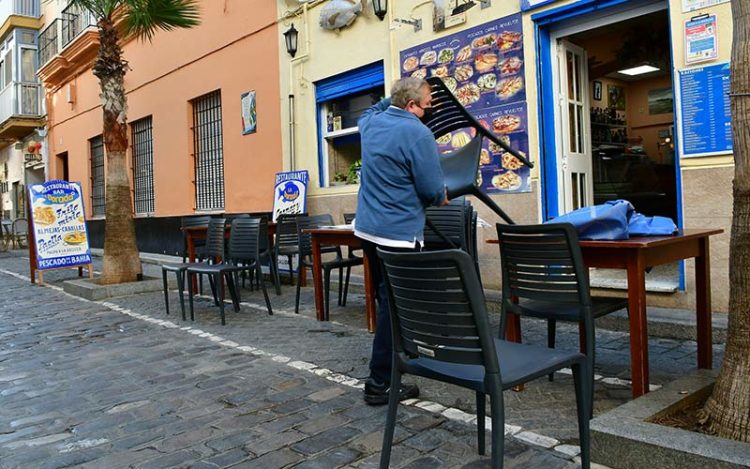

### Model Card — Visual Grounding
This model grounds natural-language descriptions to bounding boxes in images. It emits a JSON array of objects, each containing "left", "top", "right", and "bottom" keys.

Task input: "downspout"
[{"left": 287, "top": 2, "right": 312, "bottom": 171}]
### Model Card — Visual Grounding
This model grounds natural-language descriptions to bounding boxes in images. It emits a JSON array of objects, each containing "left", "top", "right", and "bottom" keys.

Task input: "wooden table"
[
  {"left": 306, "top": 227, "right": 376, "bottom": 333},
  {"left": 489, "top": 228, "right": 722, "bottom": 398}
]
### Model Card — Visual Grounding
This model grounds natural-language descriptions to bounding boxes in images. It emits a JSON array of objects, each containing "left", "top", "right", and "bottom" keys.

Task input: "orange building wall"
[{"left": 45, "top": 0, "right": 282, "bottom": 218}]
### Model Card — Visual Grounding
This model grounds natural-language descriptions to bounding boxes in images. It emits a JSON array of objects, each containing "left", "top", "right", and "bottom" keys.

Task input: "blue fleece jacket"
[{"left": 355, "top": 98, "right": 446, "bottom": 242}]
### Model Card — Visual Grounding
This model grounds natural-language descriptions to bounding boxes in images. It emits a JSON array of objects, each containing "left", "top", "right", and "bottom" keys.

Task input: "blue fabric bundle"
[{"left": 546, "top": 200, "right": 677, "bottom": 240}]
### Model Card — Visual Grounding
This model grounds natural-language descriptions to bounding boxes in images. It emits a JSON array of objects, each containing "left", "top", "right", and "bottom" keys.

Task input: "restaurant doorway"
[{"left": 543, "top": 2, "right": 681, "bottom": 291}]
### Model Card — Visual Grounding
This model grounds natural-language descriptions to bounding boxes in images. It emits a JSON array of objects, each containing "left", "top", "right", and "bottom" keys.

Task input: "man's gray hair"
[{"left": 390, "top": 77, "right": 429, "bottom": 109}]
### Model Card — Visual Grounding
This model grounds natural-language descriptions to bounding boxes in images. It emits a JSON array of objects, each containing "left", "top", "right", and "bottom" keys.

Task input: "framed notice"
[
  {"left": 28, "top": 180, "right": 92, "bottom": 270},
  {"left": 685, "top": 15, "right": 718, "bottom": 65},
  {"left": 682, "top": 0, "right": 729, "bottom": 13},
  {"left": 272, "top": 170, "right": 309, "bottom": 222},
  {"left": 241, "top": 90, "right": 257, "bottom": 135}
]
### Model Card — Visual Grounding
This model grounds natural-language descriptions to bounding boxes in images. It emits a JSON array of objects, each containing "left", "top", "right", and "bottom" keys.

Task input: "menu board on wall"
[
  {"left": 399, "top": 13, "right": 531, "bottom": 194},
  {"left": 28, "top": 180, "right": 92, "bottom": 270},
  {"left": 677, "top": 62, "right": 732, "bottom": 158}
]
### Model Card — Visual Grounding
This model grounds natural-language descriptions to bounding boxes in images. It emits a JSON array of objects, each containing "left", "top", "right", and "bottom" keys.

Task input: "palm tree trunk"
[
  {"left": 96, "top": 18, "right": 142, "bottom": 284},
  {"left": 698, "top": 0, "right": 750, "bottom": 441}
]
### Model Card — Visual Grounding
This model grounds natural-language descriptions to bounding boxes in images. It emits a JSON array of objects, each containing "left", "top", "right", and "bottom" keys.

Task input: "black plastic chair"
[
  {"left": 295, "top": 214, "right": 362, "bottom": 318},
  {"left": 162, "top": 218, "right": 225, "bottom": 320},
  {"left": 341, "top": 212, "right": 361, "bottom": 306},
  {"left": 423, "top": 76, "right": 533, "bottom": 224},
  {"left": 377, "top": 248, "right": 590, "bottom": 469},
  {"left": 274, "top": 213, "right": 304, "bottom": 285},
  {"left": 495, "top": 223, "right": 628, "bottom": 406},
  {"left": 11, "top": 218, "right": 28, "bottom": 249},
  {"left": 187, "top": 217, "right": 273, "bottom": 325}
]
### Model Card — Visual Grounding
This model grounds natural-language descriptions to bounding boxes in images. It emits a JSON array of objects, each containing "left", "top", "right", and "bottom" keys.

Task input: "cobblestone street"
[{"left": 0, "top": 250, "right": 725, "bottom": 468}]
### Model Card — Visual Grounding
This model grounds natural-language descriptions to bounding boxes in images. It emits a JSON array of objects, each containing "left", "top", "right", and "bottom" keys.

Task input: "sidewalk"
[{"left": 0, "top": 249, "right": 725, "bottom": 467}]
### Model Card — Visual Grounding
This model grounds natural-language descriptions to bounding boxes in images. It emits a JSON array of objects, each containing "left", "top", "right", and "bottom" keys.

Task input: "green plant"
[
  {"left": 347, "top": 159, "right": 362, "bottom": 184},
  {"left": 333, "top": 171, "right": 347, "bottom": 183}
]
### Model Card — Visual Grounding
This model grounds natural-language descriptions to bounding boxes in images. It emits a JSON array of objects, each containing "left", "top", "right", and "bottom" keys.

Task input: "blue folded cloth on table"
[{"left": 546, "top": 200, "right": 677, "bottom": 240}]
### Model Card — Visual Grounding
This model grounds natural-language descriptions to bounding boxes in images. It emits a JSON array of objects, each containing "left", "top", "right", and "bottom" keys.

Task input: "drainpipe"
[{"left": 287, "top": 2, "right": 312, "bottom": 171}]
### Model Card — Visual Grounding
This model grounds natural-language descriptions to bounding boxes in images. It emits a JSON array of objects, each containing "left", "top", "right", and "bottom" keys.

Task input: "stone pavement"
[{"left": 0, "top": 249, "right": 726, "bottom": 468}]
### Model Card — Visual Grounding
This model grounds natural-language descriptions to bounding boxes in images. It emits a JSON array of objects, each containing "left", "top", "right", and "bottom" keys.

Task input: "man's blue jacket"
[{"left": 355, "top": 98, "right": 446, "bottom": 243}]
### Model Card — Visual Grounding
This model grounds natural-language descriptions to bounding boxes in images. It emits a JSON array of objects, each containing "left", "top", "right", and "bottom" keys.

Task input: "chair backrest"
[
  {"left": 343, "top": 213, "right": 356, "bottom": 225},
  {"left": 227, "top": 217, "right": 263, "bottom": 262},
  {"left": 275, "top": 213, "right": 301, "bottom": 251},
  {"left": 495, "top": 223, "right": 591, "bottom": 308},
  {"left": 181, "top": 215, "right": 211, "bottom": 251},
  {"left": 423, "top": 205, "right": 468, "bottom": 252},
  {"left": 204, "top": 218, "right": 226, "bottom": 259},
  {"left": 377, "top": 248, "right": 500, "bottom": 372},
  {"left": 12, "top": 218, "right": 28, "bottom": 235},
  {"left": 296, "top": 214, "right": 335, "bottom": 258}
]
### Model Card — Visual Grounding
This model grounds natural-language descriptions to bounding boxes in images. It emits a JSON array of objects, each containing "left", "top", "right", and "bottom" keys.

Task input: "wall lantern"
[
  {"left": 373, "top": 0, "right": 387, "bottom": 21},
  {"left": 452, "top": 0, "right": 476, "bottom": 15},
  {"left": 284, "top": 24, "right": 299, "bottom": 58}
]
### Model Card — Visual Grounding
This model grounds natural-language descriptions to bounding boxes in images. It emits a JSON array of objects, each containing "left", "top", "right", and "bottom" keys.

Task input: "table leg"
[
  {"left": 696, "top": 237, "right": 712, "bottom": 369},
  {"left": 363, "top": 253, "right": 376, "bottom": 333},
  {"left": 626, "top": 253, "right": 649, "bottom": 398},
  {"left": 311, "top": 238, "right": 325, "bottom": 321}
]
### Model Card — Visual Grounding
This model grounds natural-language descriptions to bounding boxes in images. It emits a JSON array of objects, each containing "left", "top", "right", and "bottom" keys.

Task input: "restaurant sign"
[
  {"left": 272, "top": 170, "right": 309, "bottom": 222},
  {"left": 400, "top": 13, "right": 531, "bottom": 194},
  {"left": 28, "top": 180, "right": 92, "bottom": 270}
]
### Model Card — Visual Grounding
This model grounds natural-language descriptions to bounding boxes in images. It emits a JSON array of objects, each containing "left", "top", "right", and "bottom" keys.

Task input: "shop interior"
[{"left": 567, "top": 9, "right": 677, "bottom": 221}]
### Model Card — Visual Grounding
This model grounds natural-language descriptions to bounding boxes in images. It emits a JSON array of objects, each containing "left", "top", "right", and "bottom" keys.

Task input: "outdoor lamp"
[
  {"left": 452, "top": 0, "right": 476, "bottom": 15},
  {"left": 373, "top": 0, "right": 387, "bottom": 21},
  {"left": 284, "top": 24, "right": 299, "bottom": 58}
]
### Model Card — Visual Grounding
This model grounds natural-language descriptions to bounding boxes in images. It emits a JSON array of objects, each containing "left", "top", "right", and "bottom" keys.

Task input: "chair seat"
[
  {"left": 162, "top": 261, "right": 210, "bottom": 272},
  {"left": 301, "top": 256, "right": 363, "bottom": 270},
  {"left": 406, "top": 339, "right": 585, "bottom": 391},
  {"left": 277, "top": 246, "right": 299, "bottom": 255},
  {"left": 515, "top": 296, "right": 628, "bottom": 322},
  {"left": 186, "top": 261, "right": 253, "bottom": 275}
]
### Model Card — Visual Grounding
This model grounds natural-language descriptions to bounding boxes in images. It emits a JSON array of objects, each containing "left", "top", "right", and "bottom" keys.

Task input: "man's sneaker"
[{"left": 363, "top": 379, "right": 419, "bottom": 406}]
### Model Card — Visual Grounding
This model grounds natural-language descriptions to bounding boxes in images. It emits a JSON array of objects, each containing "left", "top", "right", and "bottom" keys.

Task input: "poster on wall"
[
  {"left": 399, "top": 13, "right": 531, "bottom": 194},
  {"left": 272, "top": 170, "right": 309, "bottom": 222},
  {"left": 682, "top": 0, "right": 729, "bottom": 13},
  {"left": 28, "top": 180, "right": 92, "bottom": 270},
  {"left": 676, "top": 62, "right": 732, "bottom": 158},
  {"left": 685, "top": 15, "right": 718, "bottom": 65},
  {"left": 241, "top": 90, "right": 257, "bottom": 135}
]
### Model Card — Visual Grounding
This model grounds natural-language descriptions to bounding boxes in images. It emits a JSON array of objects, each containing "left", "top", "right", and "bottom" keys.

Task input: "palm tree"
[
  {"left": 698, "top": 0, "right": 750, "bottom": 440},
  {"left": 69, "top": 0, "right": 200, "bottom": 284}
]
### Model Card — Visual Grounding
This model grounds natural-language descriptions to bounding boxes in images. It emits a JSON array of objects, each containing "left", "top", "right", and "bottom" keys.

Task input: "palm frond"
[{"left": 123, "top": 0, "right": 201, "bottom": 42}]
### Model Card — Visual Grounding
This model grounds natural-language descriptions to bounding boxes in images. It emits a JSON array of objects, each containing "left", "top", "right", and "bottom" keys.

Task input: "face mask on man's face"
[{"left": 418, "top": 106, "right": 433, "bottom": 124}]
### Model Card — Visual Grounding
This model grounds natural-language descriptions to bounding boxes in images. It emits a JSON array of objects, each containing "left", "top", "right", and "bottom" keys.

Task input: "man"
[{"left": 355, "top": 77, "right": 448, "bottom": 405}]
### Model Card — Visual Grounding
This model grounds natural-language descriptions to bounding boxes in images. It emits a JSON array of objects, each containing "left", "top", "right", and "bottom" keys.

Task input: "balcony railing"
[
  {"left": 0, "top": 0, "right": 41, "bottom": 20},
  {"left": 38, "top": 4, "right": 97, "bottom": 68},
  {"left": 0, "top": 82, "right": 42, "bottom": 122}
]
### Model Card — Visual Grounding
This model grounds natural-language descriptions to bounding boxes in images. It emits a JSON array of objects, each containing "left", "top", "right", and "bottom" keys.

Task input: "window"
[
  {"left": 4, "top": 52, "right": 12, "bottom": 87},
  {"left": 315, "top": 62, "right": 384, "bottom": 187},
  {"left": 131, "top": 116, "right": 155, "bottom": 214},
  {"left": 89, "top": 135, "right": 105, "bottom": 217},
  {"left": 20, "top": 48, "right": 35, "bottom": 82},
  {"left": 192, "top": 90, "right": 224, "bottom": 211}
]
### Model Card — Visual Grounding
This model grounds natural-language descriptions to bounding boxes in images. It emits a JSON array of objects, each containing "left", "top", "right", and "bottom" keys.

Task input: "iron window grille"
[
  {"left": 131, "top": 116, "right": 155, "bottom": 214},
  {"left": 191, "top": 90, "right": 225, "bottom": 211},
  {"left": 90, "top": 135, "right": 105, "bottom": 217}
]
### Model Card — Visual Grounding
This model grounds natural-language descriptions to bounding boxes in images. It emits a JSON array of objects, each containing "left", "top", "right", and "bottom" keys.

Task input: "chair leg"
[
  {"left": 216, "top": 273, "right": 226, "bottom": 326},
  {"left": 476, "top": 391, "right": 486, "bottom": 455},
  {"left": 583, "top": 322, "right": 596, "bottom": 419},
  {"left": 488, "top": 382, "right": 504, "bottom": 469},
  {"left": 225, "top": 272, "right": 240, "bottom": 312},
  {"left": 258, "top": 264, "right": 273, "bottom": 315},
  {"left": 324, "top": 267, "right": 332, "bottom": 321},
  {"left": 338, "top": 267, "right": 344, "bottom": 306},
  {"left": 208, "top": 275, "right": 218, "bottom": 306},
  {"left": 294, "top": 265, "right": 302, "bottom": 315},
  {"left": 287, "top": 255, "right": 294, "bottom": 285},
  {"left": 162, "top": 269, "right": 170, "bottom": 315},
  {"left": 379, "top": 367, "right": 402, "bottom": 469},
  {"left": 572, "top": 361, "right": 591, "bottom": 469},
  {"left": 342, "top": 266, "right": 351, "bottom": 306},
  {"left": 177, "top": 271, "right": 186, "bottom": 321},
  {"left": 548, "top": 319, "right": 556, "bottom": 382},
  {"left": 271, "top": 255, "right": 282, "bottom": 295},
  {"left": 188, "top": 272, "right": 196, "bottom": 321}
]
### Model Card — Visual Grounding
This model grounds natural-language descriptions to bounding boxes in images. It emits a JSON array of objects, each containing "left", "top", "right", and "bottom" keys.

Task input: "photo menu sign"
[
  {"left": 28, "top": 180, "right": 92, "bottom": 270},
  {"left": 400, "top": 13, "right": 531, "bottom": 194}
]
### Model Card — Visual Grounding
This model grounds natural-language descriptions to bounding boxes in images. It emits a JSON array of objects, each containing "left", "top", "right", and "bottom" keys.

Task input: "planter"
[
  {"left": 63, "top": 275, "right": 172, "bottom": 301},
  {"left": 591, "top": 369, "right": 750, "bottom": 468}
]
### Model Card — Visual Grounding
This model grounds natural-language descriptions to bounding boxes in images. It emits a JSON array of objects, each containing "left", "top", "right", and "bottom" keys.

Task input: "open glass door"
[{"left": 557, "top": 40, "right": 593, "bottom": 213}]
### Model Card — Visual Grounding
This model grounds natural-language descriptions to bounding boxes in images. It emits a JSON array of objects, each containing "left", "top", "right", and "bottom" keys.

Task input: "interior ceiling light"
[
  {"left": 618, "top": 64, "right": 660, "bottom": 76},
  {"left": 452, "top": 0, "right": 476, "bottom": 15}
]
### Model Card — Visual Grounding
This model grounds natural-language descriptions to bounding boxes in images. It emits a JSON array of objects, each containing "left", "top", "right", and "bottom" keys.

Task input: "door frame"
[{"left": 532, "top": 0, "right": 678, "bottom": 220}]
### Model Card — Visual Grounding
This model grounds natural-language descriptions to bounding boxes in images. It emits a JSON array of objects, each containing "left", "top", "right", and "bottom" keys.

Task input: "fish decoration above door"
[{"left": 319, "top": 0, "right": 364, "bottom": 31}]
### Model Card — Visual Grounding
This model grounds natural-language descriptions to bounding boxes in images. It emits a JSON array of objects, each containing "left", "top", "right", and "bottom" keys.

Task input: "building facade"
[
  {"left": 277, "top": 0, "right": 734, "bottom": 312},
  {"left": 39, "top": 0, "right": 284, "bottom": 254}
]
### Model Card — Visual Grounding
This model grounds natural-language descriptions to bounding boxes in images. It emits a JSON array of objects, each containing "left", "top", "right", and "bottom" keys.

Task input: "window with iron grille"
[
  {"left": 131, "top": 116, "right": 155, "bottom": 214},
  {"left": 192, "top": 90, "right": 224, "bottom": 211},
  {"left": 90, "top": 135, "right": 105, "bottom": 217}
]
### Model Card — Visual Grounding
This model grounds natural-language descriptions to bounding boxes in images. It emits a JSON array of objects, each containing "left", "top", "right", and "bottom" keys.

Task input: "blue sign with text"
[{"left": 678, "top": 62, "right": 732, "bottom": 157}]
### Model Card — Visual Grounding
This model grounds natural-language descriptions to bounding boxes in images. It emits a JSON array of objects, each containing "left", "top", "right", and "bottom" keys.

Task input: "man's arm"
[
  {"left": 357, "top": 97, "right": 391, "bottom": 132},
  {"left": 410, "top": 133, "right": 447, "bottom": 207}
]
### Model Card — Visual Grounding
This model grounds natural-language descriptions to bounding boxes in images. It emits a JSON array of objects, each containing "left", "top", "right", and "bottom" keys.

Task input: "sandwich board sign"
[
  {"left": 28, "top": 180, "right": 93, "bottom": 284},
  {"left": 272, "top": 170, "right": 308, "bottom": 222}
]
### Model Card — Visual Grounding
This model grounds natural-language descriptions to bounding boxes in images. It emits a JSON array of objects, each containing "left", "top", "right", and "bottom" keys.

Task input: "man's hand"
[{"left": 440, "top": 185, "right": 450, "bottom": 206}]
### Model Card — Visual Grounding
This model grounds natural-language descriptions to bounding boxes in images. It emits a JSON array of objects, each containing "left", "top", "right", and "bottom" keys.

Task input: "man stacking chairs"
[
  {"left": 377, "top": 248, "right": 590, "bottom": 469},
  {"left": 187, "top": 217, "right": 273, "bottom": 325}
]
